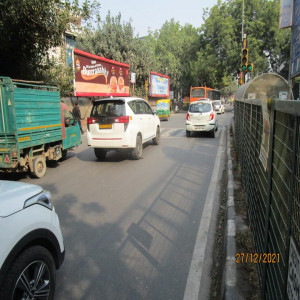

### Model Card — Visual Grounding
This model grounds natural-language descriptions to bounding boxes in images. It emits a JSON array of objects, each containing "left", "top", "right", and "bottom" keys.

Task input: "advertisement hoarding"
[
  {"left": 150, "top": 72, "right": 170, "bottom": 98},
  {"left": 291, "top": 0, "right": 300, "bottom": 78},
  {"left": 73, "top": 48, "right": 130, "bottom": 97},
  {"left": 279, "top": 0, "right": 293, "bottom": 29}
]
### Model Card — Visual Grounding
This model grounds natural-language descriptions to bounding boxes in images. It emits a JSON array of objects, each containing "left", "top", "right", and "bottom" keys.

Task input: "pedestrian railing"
[{"left": 233, "top": 74, "right": 300, "bottom": 300}]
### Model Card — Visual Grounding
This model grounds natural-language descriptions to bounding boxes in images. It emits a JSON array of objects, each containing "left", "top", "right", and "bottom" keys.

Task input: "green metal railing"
[{"left": 234, "top": 99, "right": 300, "bottom": 299}]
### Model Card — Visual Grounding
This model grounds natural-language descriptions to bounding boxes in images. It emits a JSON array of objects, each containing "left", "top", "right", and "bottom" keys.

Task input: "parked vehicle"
[
  {"left": 186, "top": 100, "right": 218, "bottom": 138},
  {"left": 87, "top": 97, "right": 160, "bottom": 160},
  {"left": 156, "top": 99, "right": 171, "bottom": 121},
  {"left": 0, "top": 180, "right": 65, "bottom": 300},
  {"left": 0, "top": 77, "right": 82, "bottom": 178},
  {"left": 212, "top": 100, "right": 225, "bottom": 114}
]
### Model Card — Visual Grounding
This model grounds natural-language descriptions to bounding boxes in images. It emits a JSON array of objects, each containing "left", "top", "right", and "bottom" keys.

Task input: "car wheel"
[
  {"left": 94, "top": 148, "right": 107, "bottom": 160},
  {"left": 186, "top": 130, "right": 191, "bottom": 137},
  {"left": 0, "top": 246, "right": 56, "bottom": 300},
  {"left": 32, "top": 156, "right": 46, "bottom": 178},
  {"left": 210, "top": 128, "right": 215, "bottom": 138},
  {"left": 152, "top": 127, "right": 160, "bottom": 145},
  {"left": 132, "top": 135, "right": 143, "bottom": 160}
]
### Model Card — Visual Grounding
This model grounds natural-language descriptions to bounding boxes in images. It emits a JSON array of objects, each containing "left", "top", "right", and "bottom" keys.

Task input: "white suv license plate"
[
  {"left": 194, "top": 125, "right": 205, "bottom": 130},
  {"left": 99, "top": 124, "right": 112, "bottom": 129}
]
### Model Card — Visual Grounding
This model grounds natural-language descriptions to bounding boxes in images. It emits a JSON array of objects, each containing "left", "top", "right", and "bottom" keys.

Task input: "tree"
[
  {"left": 147, "top": 20, "right": 199, "bottom": 97},
  {"left": 76, "top": 12, "right": 158, "bottom": 97},
  {"left": 189, "top": 0, "right": 290, "bottom": 92},
  {"left": 0, "top": 0, "right": 99, "bottom": 80}
]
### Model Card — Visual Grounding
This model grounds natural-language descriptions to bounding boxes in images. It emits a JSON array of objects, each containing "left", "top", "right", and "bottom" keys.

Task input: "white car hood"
[{"left": 0, "top": 181, "right": 43, "bottom": 217}]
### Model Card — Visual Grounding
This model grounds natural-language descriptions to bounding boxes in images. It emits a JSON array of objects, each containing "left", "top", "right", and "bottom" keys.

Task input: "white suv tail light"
[
  {"left": 114, "top": 116, "right": 130, "bottom": 123},
  {"left": 87, "top": 117, "right": 98, "bottom": 124}
]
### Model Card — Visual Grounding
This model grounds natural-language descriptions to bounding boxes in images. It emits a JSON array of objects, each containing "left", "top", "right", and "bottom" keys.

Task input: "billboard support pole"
[{"left": 145, "top": 80, "right": 148, "bottom": 101}]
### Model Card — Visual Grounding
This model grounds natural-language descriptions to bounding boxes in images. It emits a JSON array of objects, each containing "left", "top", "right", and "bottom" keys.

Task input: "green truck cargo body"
[{"left": 0, "top": 77, "right": 81, "bottom": 177}]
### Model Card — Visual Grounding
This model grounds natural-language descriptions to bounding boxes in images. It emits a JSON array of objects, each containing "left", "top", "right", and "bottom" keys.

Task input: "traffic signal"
[
  {"left": 241, "top": 48, "right": 248, "bottom": 72},
  {"left": 247, "top": 63, "right": 253, "bottom": 72}
]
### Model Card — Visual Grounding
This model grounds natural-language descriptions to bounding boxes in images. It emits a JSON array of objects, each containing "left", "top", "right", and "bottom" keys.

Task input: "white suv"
[
  {"left": 87, "top": 97, "right": 161, "bottom": 160},
  {"left": 186, "top": 100, "right": 218, "bottom": 138},
  {"left": 0, "top": 181, "right": 64, "bottom": 300}
]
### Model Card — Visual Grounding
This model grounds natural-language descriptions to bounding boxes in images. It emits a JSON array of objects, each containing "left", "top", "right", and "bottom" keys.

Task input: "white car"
[
  {"left": 0, "top": 181, "right": 64, "bottom": 300},
  {"left": 212, "top": 100, "right": 225, "bottom": 114},
  {"left": 87, "top": 97, "right": 161, "bottom": 160},
  {"left": 186, "top": 100, "right": 218, "bottom": 138}
]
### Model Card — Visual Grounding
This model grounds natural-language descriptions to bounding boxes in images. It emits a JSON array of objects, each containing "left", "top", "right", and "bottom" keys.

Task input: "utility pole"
[{"left": 242, "top": 0, "right": 244, "bottom": 42}]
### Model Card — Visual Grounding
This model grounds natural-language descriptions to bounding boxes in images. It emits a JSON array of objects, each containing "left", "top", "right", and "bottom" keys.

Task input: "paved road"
[{"left": 12, "top": 107, "right": 233, "bottom": 299}]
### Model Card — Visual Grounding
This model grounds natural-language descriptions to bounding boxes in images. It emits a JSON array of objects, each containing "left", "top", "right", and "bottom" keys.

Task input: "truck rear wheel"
[
  {"left": 61, "top": 149, "right": 68, "bottom": 161},
  {"left": 32, "top": 156, "right": 47, "bottom": 178}
]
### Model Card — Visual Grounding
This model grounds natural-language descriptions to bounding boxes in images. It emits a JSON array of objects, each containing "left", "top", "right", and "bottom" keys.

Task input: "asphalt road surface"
[{"left": 10, "top": 106, "right": 234, "bottom": 300}]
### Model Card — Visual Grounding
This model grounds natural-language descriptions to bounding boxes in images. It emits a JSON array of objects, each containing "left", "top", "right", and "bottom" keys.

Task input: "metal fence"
[{"left": 234, "top": 98, "right": 300, "bottom": 299}]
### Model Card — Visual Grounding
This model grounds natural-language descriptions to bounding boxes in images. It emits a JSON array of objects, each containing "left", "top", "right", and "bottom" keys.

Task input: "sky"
[{"left": 95, "top": 0, "right": 219, "bottom": 37}]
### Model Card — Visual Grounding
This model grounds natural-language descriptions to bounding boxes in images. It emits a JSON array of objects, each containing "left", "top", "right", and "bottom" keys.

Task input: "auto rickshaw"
[{"left": 156, "top": 99, "right": 171, "bottom": 121}]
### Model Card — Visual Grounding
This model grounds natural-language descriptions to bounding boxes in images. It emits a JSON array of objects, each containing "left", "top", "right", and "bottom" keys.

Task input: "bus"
[{"left": 190, "top": 86, "right": 221, "bottom": 103}]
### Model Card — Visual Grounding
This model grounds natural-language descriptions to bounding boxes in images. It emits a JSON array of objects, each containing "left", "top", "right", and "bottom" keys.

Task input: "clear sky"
[{"left": 96, "top": 0, "right": 219, "bottom": 37}]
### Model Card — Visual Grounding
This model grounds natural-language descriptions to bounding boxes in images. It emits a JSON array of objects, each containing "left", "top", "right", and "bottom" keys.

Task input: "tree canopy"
[
  {"left": 0, "top": 0, "right": 99, "bottom": 80},
  {"left": 0, "top": 0, "right": 291, "bottom": 97}
]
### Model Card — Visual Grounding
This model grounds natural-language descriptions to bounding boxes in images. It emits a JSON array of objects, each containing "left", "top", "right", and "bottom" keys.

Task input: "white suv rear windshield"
[
  {"left": 91, "top": 100, "right": 125, "bottom": 118},
  {"left": 189, "top": 103, "right": 212, "bottom": 113}
]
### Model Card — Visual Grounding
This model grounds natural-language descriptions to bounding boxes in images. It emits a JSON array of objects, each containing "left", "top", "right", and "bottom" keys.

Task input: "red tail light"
[
  {"left": 87, "top": 117, "right": 97, "bottom": 124},
  {"left": 114, "top": 116, "right": 130, "bottom": 123},
  {"left": 210, "top": 112, "right": 214, "bottom": 120},
  {"left": 186, "top": 113, "right": 190, "bottom": 121}
]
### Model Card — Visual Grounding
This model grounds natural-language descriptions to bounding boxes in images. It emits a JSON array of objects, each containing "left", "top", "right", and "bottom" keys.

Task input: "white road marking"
[
  {"left": 183, "top": 127, "right": 225, "bottom": 300},
  {"left": 161, "top": 128, "right": 174, "bottom": 136}
]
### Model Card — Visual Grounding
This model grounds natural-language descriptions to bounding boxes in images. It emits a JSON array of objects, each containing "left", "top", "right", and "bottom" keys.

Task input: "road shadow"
[{"left": 75, "top": 141, "right": 154, "bottom": 163}]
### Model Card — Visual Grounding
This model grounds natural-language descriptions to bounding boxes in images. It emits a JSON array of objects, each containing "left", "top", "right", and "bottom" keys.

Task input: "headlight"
[{"left": 24, "top": 190, "right": 53, "bottom": 210}]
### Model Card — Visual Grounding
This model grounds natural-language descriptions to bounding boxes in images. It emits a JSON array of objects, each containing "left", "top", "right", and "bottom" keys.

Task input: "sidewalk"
[{"left": 222, "top": 118, "right": 261, "bottom": 299}]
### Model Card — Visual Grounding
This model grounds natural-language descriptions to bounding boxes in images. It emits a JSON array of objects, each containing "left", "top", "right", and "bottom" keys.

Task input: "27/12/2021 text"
[{"left": 235, "top": 253, "right": 280, "bottom": 264}]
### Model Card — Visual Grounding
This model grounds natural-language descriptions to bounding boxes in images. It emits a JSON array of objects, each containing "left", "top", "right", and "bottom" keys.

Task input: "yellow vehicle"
[{"left": 156, "top": 99, "right": 171, "bottom": 121}]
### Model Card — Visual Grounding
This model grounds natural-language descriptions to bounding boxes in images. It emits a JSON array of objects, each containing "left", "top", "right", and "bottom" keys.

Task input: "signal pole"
[{"left": 242, "top": 0, "right": 244, "bottom": 42}]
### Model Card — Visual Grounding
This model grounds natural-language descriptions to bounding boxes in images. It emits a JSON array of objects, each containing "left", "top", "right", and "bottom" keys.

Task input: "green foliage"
[
  {"left": 188, "top": 0, "right": 290, "bottom": 93},
  {"left": 40, "top": 57, "right": 74, "bottom": 97},
  {"left": 76, "top": 12, "right": 157, "bottom": 91},
  {"left": 151, "top": 20, "right": 199, "bottom": 96},
  {"left": 0, "top": 0, "right": 99, "bottom": 80},
  {"left": 0, "top": 0, "right": 290, "bottom": 98}
]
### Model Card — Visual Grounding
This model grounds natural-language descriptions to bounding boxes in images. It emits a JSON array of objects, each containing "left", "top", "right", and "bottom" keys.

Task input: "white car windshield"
[{"left": 189, "top": 103, "right": 211, "bottom": 113}]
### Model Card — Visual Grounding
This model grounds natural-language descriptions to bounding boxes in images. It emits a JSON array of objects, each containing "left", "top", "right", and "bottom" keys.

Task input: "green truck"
[{"left": 0, "top": 77, "right": 82, "bottom": 178}]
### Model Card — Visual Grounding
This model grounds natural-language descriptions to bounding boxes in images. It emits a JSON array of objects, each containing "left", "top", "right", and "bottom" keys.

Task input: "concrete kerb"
[{"left": 223, "top": 120, "right": 237, "bottom": 299}]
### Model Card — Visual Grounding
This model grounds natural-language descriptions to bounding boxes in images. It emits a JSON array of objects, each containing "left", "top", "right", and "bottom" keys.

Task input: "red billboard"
[{"left": 73, "top": 48, "right": 130, "bottom": 97}]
